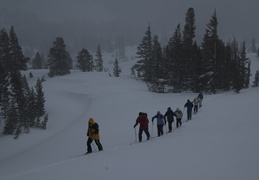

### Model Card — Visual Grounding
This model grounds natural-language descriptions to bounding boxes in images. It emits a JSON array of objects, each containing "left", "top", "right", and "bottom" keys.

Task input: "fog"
[{"left": 0, "top": 0, "right": 258, "bottom": 57}]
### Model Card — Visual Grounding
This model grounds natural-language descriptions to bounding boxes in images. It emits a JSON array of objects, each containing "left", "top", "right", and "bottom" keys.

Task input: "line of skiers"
[
  {"left": 85, "top": 93, "right": 203, "bottom": 153},
  {"left": 133, "top": 92, "right": 203, "bottom": 142}
]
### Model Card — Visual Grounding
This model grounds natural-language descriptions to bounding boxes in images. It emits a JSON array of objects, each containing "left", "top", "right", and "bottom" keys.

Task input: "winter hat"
[
  {"left": 88, "top": 118, "right": 95, "bottom": 125},
  {"left": 157, "top": 111, "right": 161, "bottom": 115},
  {"left": 167, "top": 107, "right": 171, "bottom": 110}
]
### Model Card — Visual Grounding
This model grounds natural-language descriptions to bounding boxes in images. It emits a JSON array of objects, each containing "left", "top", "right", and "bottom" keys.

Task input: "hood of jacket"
[{"left": 88, "top": 118, "right": 95, "bottom": 125}]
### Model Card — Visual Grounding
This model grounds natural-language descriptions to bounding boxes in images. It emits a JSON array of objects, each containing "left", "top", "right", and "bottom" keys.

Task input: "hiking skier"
[
  {"left": 175, "top": 108, "right": 183, "bottom": 128},
  {"left": 184, "top": 99, "right": 193, "bottom": 120},
  {"left": 133, "top": 112, "right": 150, "bottom": 142},
  {"left": 198, "top": 92, "right": 203, "bottom": 107},
  {"left": 192, "top": 97, "right": 200, "bottom": 114},
  {"left": 152, "top": 111, "right": 166, "bottom": 137},
  {"left": 164, "top": 107, "right": 176, "bottom": 133},
  {"left": 86, "top": 118, "right": 103, "bottom": 154}
]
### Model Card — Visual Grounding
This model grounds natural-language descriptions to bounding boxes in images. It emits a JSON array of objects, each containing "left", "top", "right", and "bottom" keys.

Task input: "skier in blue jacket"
[{"left": 152, "top": 111, "right": 166, "bottom": 136}]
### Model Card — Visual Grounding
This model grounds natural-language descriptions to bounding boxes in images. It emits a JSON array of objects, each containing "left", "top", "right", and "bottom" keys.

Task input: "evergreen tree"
[
  {"left": 35, "top": 78, "right": 45, "bottom": 119},
  {"left": 3, "top": 100, "right": 18, "bottom": 135},
  {"left": 32, "top": 52, "right": 43, "bottom": 69},
  {"left": 77, "top": 48, "right": 94, "bottom": 72},
  {"left": 48, "top": 37, "right": 72, "bottom": 77},
  {"left": 113, "top": 58, "right": 121, "bottom": 77},
  {"left": 0, "top": 28, "right": 12, "bottom": 75},
  {"left": 133, "top": 25, "right": 153, "bottom": 82},
  {"left": 253, "top": 70, "right": 259, "bottom": 87},
  {"left": 0, "top": 64, "right": 9, "bottom": 118},
  {"left": 200, "top": 10, "right": 219, "bottom": 93},
  {"left": 94, "top": 44, "right": 103, "bottom": 72},
  {"left": 250, "top": 38, "right": 256, "bottom": 53},
  {"left": 231, "top": 39, "right": 243, "bottom": 93},
  {"left": 239, "top": 41, "right": 250, "bottom": 89},
  {"left": 148, "top": 35, "right": 165, "bottom": 92},
  {"left": 9, "top": 26, "right": 28, "bottom": 72},
  {"left": 27, "top": 87, "right": 36, "bottom": 127},
  {"left": 9, "top": 71, "right": 27, "bottom": 136},
  {"left": 41, "top": 113, "right": 48, "bottom": 129},
  {"left": 165, "top": 24, "right": 183, "bottom": 92},
  {"left": 182, "top": 8, "right": 196, "bottom": 90}
]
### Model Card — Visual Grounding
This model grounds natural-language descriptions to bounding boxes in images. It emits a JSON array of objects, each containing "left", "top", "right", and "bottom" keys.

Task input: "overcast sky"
[{"left": 0, "top": 0, "right": 258, "bottom": 49}]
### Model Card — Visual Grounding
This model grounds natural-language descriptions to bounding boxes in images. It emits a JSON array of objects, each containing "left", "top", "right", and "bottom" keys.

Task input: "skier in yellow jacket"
[{"left": 86, "top": 118, "right": 103, "bottom": 154}]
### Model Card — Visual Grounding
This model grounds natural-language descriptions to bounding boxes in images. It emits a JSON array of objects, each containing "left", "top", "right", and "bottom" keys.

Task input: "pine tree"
[
  {"left": 0, "top": 63, "right": 10, "bottom": 118},
  {"left": 94, "top": 44, "right": 103, "bottom": 72},
  {"left": 48, "top": 37, "right": 72, "bottom": 77},
  {"left": 250, "top": 38, "right": 256, "bottom": 53},
  {"left": 165, "top": 24, "right": 183, "bottom": 92},
  {"left": 32, "top": 52, "right": 43, "bottom": 69},
  {"left": 0, "top": 28, "right": 12, "bottom": 74},
  {"left": 148, "top": 35, "right": 165, "bottom": 92},
  {"left": 200, "top": 10, "right": 219, "bottom": 93},
  {"left": 231, "top": 39, "right": 243, "bottom": 93},
  {"left": 3, "top": 100, "right": 18, "bottom": 135},
  {"left": 182, "top": 8, "right": 196, "bottom": 90},
  {"left": 9, "top": 71, "right": 27, "bottom": 136},
  {"left": 239, "top": 41, "right": 250, "bottom": 89},
  {"left": 253, "top": 70, "right": 259, "bottom": 87},
  {"left": 113, "top": 58, "right": 121, "bottom": 77},
  {"left": 77, "top": 48, "right": 94, "bottom": 72},
  {"left": 133, "top": 25, "right": 153, "bottom": 82},
  {"left": 35, "top": 78, "right": 45, "bottom": 119},
  {"left": 41, "top": 113, "right": 48, "bottom": 129},
  {"left": 9, "top": 26, "right": 28, "bottom": 72}
]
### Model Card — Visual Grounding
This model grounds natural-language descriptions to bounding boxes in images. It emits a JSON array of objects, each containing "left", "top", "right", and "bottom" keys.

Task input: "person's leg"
[
  {"left": 94, "top": 139, "right": 103, "bottom": 151},
  {"left": 87, "top": 138, "right": 93, "bottom": 153}
]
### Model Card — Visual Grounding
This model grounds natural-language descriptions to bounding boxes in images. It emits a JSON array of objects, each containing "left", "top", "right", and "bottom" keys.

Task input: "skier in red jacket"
[{"left": 134, "top": 112, "right": 150, "bottom": 142}]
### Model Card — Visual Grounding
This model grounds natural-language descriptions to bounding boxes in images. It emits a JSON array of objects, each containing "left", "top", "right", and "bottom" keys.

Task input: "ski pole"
[
  {"left": 134, "top": 127, "right": 137, "bottom": 143},
  {"left": 151, "top": 122, "right": 154, "bottom": 140}
]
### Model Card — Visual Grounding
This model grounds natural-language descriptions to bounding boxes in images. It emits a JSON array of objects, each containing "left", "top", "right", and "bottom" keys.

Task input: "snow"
[{"left": 0, "top": 52, "right": 259, "bottom": 180}]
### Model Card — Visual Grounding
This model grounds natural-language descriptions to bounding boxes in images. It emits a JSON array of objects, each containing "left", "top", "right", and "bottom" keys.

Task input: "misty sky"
[{"left": 0, "top": 0, "right": 258, "bottom": 52}]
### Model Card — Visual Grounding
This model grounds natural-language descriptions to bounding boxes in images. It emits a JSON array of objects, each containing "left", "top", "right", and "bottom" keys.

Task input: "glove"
[{"left": 133, "top": 125, "right": 136, "bottom": 128}]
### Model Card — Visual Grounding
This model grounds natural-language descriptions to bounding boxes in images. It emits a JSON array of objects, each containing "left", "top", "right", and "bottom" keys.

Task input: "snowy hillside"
[{"left": 0, "top": 53, "right": 259, "bottom": 180}]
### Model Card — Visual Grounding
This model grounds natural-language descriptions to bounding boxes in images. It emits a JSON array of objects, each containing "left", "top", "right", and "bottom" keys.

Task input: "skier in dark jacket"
[
  {"left": 164, "top": 107, "right": 176, "bottom": 132},
  {"left": 198, "top": 92, "right": 204, "bottom": 107},
  {"left": 134, "top": 112, "right": 150, "bottom": 142},
  {"left": 152, "top": 111, "right": 166, "bottom": 137},
  {"left": 184, "top": 99, "right": 193, "bottom": 120},
  {"left": 86, "top": 118, "right": 103, "bottom": 154}
]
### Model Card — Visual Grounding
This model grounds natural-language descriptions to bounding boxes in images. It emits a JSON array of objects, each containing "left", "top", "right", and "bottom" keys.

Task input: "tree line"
[
  {"left": 0, "top": 27, "right": 121, "bottom": 138},
  {"left": 0, "top": 26, "right": 48, "bottom": 138},
  {"left": 132, "top": 8, "right": 253, "bottom": 93}
]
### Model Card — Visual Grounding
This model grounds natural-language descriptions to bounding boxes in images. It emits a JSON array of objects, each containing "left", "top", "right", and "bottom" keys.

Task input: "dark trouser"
[
  {"left": 139, "top": 128, "right": 150, "bottom": 141},
  {"left": 187, "top": 109, "right": 192, "bottom": 120},
  {"left": 168, "top": 120, "right": 173, "bottom": 132},
  {"left": 194, "top": 105, "right": 198, "bottom": 114},
  {"left": 87, "top": 138, "right": 103, "bottom": 153},
  {"left": 176, "top": 118, "right": 182, "bottom": 128},
  {"left": 157, "top": 125, "right": 164, "bottom": 136}
]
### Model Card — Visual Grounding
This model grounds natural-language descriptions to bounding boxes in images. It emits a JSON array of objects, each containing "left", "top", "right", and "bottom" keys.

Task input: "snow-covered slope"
[{"left": 0, "top": 53, "right": 259, "bottom": 180}]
